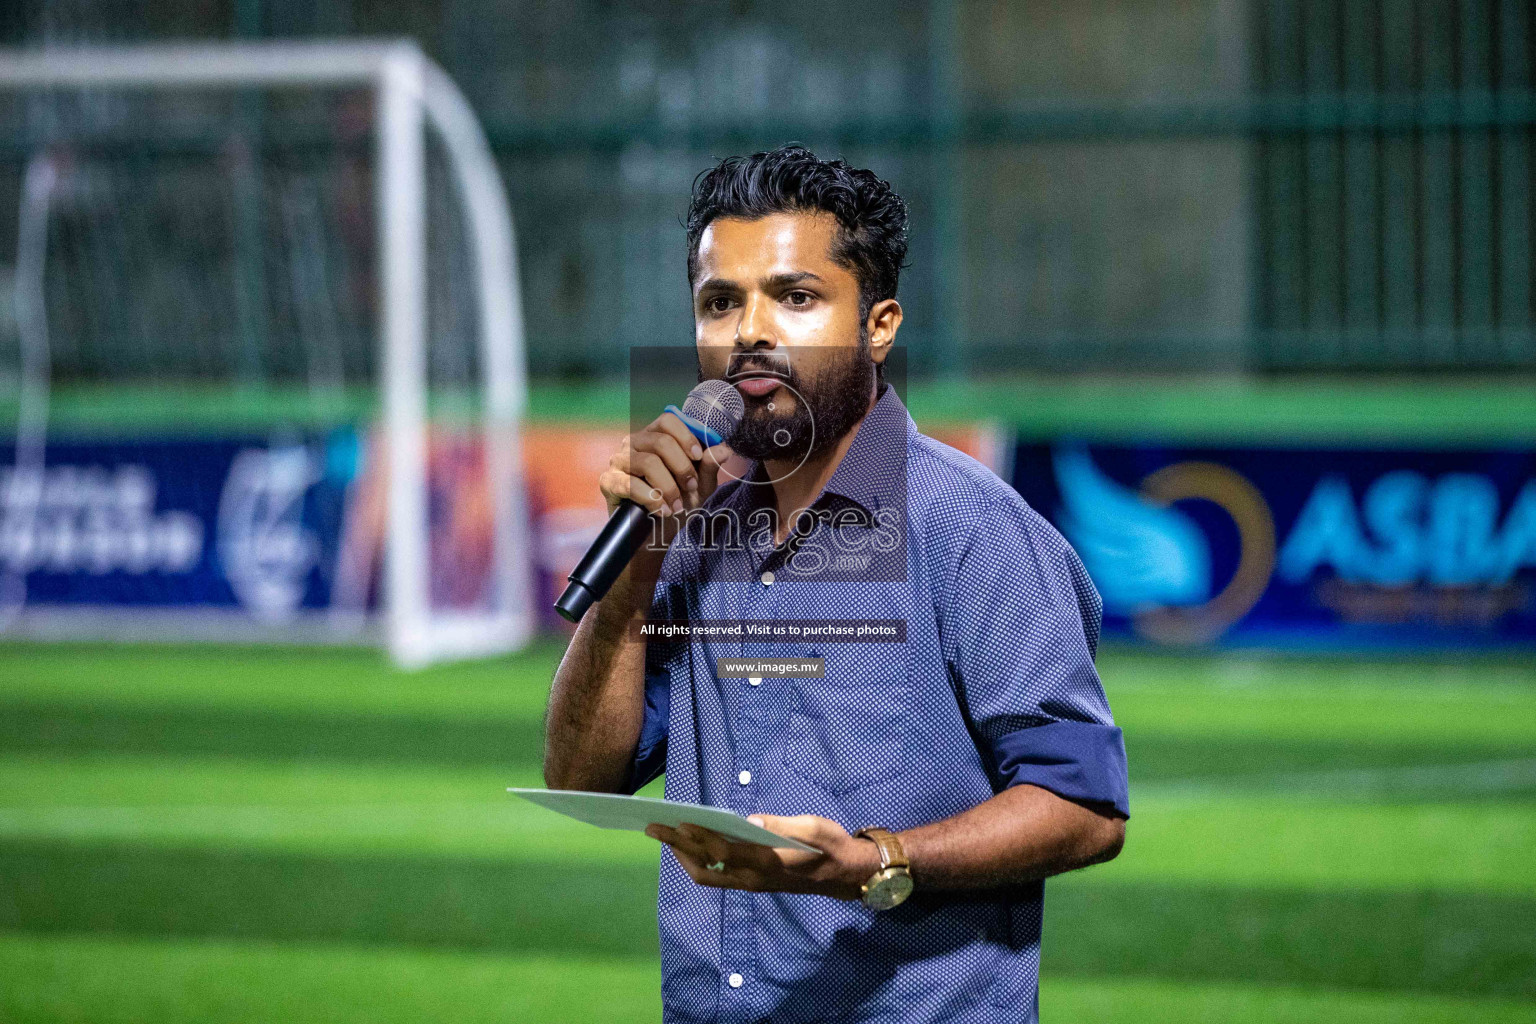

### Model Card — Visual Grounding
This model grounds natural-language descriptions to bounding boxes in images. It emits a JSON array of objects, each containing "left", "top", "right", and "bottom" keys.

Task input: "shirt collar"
[{"left": 818, "top": 381, "right": 911, "bottom": 515}]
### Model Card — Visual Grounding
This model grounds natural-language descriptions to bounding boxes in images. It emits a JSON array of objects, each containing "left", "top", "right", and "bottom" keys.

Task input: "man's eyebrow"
[
  {"left": 694, "top": 271, "right": 825, "bottom": 297},
  {"left": 694, "top": 276, "right": 738, "bottom": 296},
  {"left": 764, "top": 271, "right": 824, "bottom": 289}
]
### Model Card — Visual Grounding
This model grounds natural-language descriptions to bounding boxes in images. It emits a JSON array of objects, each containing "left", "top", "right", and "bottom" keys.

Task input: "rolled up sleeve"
[
  {"left": 620, "top": 665, "right": 670, "bottom": 795},
  {"left": 619, "top": 582, "right": 682, "bottom": 795},
  {"left": 940, "top": 496, "right": 1130, "bottom": 818}
]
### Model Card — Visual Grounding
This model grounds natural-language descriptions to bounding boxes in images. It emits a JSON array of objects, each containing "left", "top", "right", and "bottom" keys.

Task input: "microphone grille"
[{"left": 682, "top": 379, "right": 744, "bottom": 442}]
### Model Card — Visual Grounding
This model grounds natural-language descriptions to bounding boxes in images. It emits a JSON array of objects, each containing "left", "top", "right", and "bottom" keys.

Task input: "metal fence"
[
  {"left": 1253, "top": 0, "right": 1534, "bottom": 370},
  {"left": 1, "top": 0, "right": 1533, "bottom": 381}
]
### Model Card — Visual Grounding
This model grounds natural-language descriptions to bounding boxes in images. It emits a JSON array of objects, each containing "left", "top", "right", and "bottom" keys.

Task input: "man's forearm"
[
  {"left": 542, "top": 550, "right": 664, "bottom": 792},
  {"left": 895, "top": 784, "right": 1125, "bottom": 891}
]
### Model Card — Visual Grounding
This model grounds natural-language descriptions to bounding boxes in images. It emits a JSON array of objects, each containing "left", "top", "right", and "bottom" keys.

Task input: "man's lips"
[{"left": 735, "top": 376, "right": 782, "bottom": 398}]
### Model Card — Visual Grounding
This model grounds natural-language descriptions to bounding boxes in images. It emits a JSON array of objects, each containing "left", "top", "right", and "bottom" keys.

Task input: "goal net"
[{"left": 0, "top": 41, "right": 535, "bottom": 667}]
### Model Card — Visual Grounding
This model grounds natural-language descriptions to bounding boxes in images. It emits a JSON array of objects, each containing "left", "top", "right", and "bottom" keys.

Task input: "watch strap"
[{"left": 855, "top": 827, "right": 909, "bottom": 870}]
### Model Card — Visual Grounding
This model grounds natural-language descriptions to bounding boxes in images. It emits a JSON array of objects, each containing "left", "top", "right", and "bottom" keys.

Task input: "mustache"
[{"left": 725, "top": 351, "right": 794, "bottom": 382}]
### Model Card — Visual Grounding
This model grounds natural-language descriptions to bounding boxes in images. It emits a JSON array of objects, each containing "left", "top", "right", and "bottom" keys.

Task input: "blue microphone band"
[{"left": 663, "top": 404, "right": 726, "bottom": 448}]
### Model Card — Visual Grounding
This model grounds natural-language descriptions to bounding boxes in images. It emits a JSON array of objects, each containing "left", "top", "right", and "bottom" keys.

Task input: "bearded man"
[{"left": 543, "top": 144, "right": 1129, "bottom": 1024}]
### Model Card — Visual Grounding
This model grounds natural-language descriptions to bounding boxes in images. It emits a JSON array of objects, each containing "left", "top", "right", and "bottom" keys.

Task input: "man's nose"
[{"left": 735, "top": 293, "right": 777, "bottom": 350}]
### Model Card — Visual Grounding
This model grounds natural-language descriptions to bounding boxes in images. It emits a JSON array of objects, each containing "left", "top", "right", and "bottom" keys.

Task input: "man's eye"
[
  {"left": 707, "top": 297, "right": 733, "bottom": 313},
  {"left": 786, "top": 291, "right": 812, "bottom": 306}
]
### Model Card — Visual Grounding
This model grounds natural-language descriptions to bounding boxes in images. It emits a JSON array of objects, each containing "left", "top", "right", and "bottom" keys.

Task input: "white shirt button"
[
  {"left": 747, "top": 676, "right": 762, "bottom": 686},
  {"left": 728, "top": 973, "right": 744, "bottom": 988},
  {"left": 760, "top": 570, "right": 775, "bottom": 586},
  {"left": 738, "top": 770, "right": 752, "bottom": 785}
]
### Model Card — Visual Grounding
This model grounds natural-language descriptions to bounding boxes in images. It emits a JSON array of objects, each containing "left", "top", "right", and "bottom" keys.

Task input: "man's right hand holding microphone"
[{"left": 555, "top": 380, "right": 744, "bottom": 623}]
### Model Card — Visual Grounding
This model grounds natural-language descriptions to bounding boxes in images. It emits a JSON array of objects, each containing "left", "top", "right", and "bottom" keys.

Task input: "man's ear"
[{"left": 866, "top": 298, "right": 903, "bottom": 366}]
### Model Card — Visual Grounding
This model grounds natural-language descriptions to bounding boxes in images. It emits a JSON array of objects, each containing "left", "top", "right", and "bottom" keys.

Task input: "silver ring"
[{"left": 705, "top": 860, "right": 726, "bottom": 873}]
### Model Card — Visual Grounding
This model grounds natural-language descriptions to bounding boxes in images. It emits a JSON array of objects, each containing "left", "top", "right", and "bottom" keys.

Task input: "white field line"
[
  {"left": 0, "top": 802, "right": 556, "bottom": 840},
  {"left": 1138, "top": 757, "right": 1536, "bottom": 803},
  {"left": 0, "top": 760, "right": 1531, "bottom": 840}
]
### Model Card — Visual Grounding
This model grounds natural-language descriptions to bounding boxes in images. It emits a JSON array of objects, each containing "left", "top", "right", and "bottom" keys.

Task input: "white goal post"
[{"left": 0, "top": 40, "right": 536, "bottom": 668}]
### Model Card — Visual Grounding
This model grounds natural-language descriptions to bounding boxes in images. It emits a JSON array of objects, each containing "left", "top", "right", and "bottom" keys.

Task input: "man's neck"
[{"left": 760, "top": 383, "right": 880, "bottom": 545}]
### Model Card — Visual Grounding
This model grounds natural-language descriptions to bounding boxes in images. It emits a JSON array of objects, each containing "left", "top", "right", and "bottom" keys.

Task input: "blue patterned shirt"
[{"left": 625, "top": 383, "right": 1129, "bottom": 1024}]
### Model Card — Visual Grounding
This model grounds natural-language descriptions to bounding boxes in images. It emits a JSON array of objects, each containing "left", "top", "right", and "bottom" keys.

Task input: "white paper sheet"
[{"left": 507, "top": 788, "right": 820, "bottom": 852}]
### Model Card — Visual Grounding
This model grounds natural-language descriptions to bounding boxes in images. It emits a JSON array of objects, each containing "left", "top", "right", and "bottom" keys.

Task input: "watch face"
[{"left": 863, "top": 869, "right": 914, "bottom": 911}]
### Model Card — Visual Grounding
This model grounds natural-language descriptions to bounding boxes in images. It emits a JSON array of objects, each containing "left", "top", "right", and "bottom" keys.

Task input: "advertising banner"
[
  {"left": 0, "top": 435, "right": 358, "bottom": 621},
  {"left": 0, "top": 428, "right": 497, "bottom": 636},
  {"left": 19, "top": 427, "right": 1523, "bottom": 651},
  {"left": 1009, "top": 441, "right": 1536, "bottom": 649}
]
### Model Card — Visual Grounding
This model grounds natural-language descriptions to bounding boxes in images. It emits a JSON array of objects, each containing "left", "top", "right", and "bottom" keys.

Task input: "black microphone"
[{"left": 554, "top": 379, "right": 745, "bottom": 623}]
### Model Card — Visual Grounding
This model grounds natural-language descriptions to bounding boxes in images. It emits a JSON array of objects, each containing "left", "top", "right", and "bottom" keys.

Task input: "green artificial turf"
[
  {"left": 0, "top": 641, "right": 1533, "bottom": 1021},
  {"left": 0, "top": 934, "right": 663, "bottom": 1024},
  {"left": 1041, "top": 976, "right": 1536, "bottom": 1024}
]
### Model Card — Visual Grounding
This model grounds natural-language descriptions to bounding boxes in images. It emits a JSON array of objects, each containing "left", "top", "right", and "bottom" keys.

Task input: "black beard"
[{"left": 726, "top": 341, "right": 875, "bottom": 462}]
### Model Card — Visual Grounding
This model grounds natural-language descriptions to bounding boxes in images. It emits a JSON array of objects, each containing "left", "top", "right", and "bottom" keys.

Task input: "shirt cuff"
[{"left": 991, "top": 720, "right": 1130, "bottom": 818}]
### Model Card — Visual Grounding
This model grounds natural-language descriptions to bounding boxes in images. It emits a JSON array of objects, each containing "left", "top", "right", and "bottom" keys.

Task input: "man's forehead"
[{"left": 694, "top": 211, "right": 845, "bottom": 283}]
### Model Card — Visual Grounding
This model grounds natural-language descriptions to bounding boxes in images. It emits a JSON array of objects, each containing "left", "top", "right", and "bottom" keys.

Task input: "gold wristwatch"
[{"left": 854, "top": 827, "right": 914, "bottom": 910}]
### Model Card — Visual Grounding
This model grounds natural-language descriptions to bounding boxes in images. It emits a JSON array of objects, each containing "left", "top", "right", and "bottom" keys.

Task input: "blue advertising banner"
[
  {"left": 1009, "top": 442, "right": 1536, "bottom": 649},
  {"left": 0, "top": 434, "right": 362, "bottom": 620},
  {"left": 0, "top": 428, "right": 506, "bottom": 640}
]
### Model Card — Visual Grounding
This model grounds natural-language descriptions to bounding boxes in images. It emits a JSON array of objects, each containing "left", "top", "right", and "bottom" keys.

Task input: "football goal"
[{"left": 0, "top": 40, "right": 535, "bottom": 667}]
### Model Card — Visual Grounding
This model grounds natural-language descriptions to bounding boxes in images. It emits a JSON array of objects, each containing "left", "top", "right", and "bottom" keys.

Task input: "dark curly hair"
[{"left": 685, "top": 143, "right": 910, "bottom": 328}]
